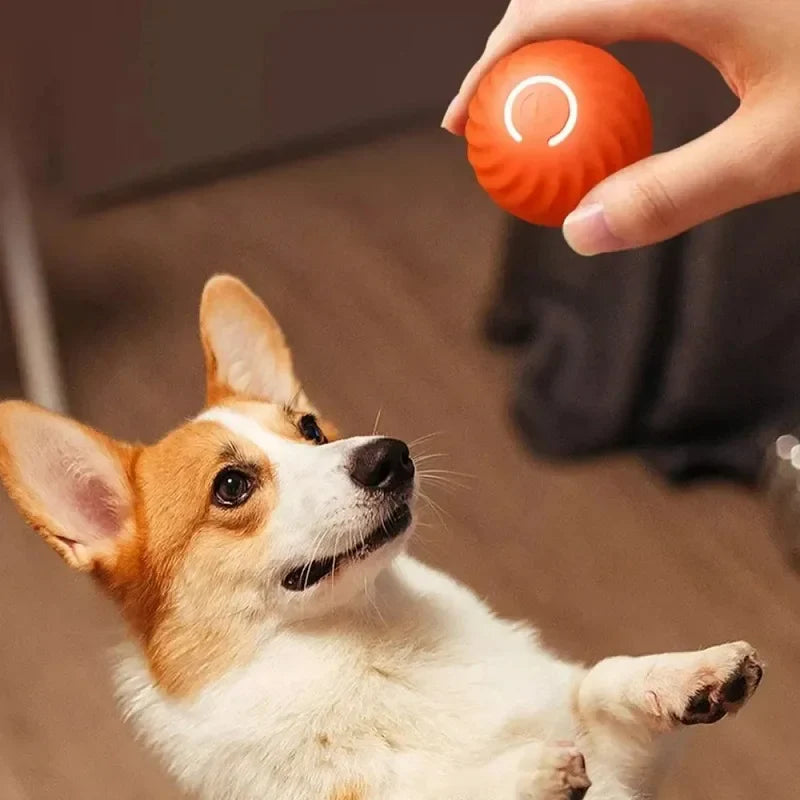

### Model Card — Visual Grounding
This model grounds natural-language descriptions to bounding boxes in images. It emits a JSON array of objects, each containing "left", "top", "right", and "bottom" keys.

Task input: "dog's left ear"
[{"left": 200, "top": 275, "right": 305, "bottom": 406}]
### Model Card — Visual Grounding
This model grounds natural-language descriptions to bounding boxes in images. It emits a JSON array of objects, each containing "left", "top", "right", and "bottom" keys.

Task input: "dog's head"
[{"left": 0, "top": 276, "right": 416, "bottom": 693}]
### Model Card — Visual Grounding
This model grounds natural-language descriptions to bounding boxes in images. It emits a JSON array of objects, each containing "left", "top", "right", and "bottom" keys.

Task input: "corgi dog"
[{"left": 0, "top": 276, "right": 763, "bottom": 800}]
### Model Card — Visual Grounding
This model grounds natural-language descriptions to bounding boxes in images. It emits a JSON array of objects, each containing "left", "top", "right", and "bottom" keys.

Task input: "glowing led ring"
[{"left": 503, "top": 75, "right": 579, "bottom": 147}]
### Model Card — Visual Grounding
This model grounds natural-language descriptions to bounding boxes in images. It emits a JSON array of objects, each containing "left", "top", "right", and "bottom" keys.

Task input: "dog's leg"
[
  {"left": 406, "top": 742, "right": 592, "bottom": 800},
  {"left": 515, "top": 742, "right": 592, "bottom": 800},
  {"left": 577, "top": 641, "right": 763, "bottom": 733},
  {"left": 574, "top": 640, "right": 763, "bottom": 784}
]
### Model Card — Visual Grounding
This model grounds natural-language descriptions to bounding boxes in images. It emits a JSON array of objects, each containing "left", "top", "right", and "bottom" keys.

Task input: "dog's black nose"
[{"left": 349, "top": 438, "right": 415, "bottom": 491}]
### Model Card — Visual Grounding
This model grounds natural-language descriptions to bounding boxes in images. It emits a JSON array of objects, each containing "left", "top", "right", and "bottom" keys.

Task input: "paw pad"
[{"left": 681, "top": 652, "right": 764, "bottom": 726}]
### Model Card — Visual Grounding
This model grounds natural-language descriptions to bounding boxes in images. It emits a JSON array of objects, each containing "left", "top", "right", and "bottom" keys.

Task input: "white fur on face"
[{"left": 196, "top": 408, "right": 410, "bottom": 598}]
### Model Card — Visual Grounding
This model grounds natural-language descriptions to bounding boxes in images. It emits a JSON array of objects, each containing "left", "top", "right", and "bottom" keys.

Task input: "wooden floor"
[{"left": 1, "top": 128, "right": 798, "bottom": 798}]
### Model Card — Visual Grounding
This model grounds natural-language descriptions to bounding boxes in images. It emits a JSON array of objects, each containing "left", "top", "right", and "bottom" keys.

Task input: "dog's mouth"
[{"left": 281, "top": 504, "right": 412, "bottom": 592}]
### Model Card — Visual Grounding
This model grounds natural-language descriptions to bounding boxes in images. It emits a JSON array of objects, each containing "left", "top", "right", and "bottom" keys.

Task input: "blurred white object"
[
  {"left": 764, "top": 433, "right": 800, "bottom": 569},
  {"left": 0, "top": 125, "right": 65, "bottom": 412}
]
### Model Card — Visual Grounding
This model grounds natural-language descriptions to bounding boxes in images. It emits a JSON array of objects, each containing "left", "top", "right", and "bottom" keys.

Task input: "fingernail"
[
  {"left": 562, "top": 202, "right": 625, "bottom": 256},
  {"left": 441, "top": 97, "right": 458, "bottom": 130}
]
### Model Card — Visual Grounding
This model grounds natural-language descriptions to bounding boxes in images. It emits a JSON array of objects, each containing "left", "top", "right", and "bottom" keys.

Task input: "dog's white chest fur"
[{"left": 116, "top": 556, "right": 581, "bottom": 800}]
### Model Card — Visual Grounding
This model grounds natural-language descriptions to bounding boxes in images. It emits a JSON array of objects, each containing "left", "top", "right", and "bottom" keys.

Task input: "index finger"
[{"left": 441, "top": 21, "right": 529, "bottom": 135}]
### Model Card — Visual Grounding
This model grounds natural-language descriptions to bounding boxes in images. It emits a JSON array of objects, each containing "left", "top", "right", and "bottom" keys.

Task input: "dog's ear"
[
  {"left": 200, "top": 275, "right": 306, "bottom": 406},
  {"left": 0, "top": 401, "right": 136, "bottom": 570}
]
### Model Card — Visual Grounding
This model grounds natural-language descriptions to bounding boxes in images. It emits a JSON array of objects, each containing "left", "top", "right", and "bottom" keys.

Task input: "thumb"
[{"left": 562, "top": 103, "right": 790, "bottom": 254}]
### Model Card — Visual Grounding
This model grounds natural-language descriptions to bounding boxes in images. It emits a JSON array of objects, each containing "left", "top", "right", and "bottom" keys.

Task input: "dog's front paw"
[
  {"left": 517, "top": 742, "right": 591, "bottom": 800},
  {"left": 679, "top": 642, "right": 764, "bottom": 725}
]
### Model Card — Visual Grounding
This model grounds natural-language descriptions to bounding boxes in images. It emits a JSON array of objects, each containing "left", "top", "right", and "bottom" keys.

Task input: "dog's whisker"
[
  {"left": 306, "top": 529, "right": 328, "bottom": 566},
  {"left": 364, "top": 575, "right": 388, "bottom": 628},
  {"left": 417, "top": 473, "right": 466, "bottom": 487},
  {"left": 418, "top": 472, "right": 470, "bottom": 492},
  {"left": 419, "top": 471, "right": 463, "bottom": 481},
  {"left": 412, "top": 453, "right": 449, "bottom": 464},
  {"left": 417, "top": 468, "right": 475, "bottom": 480},
  {"left": 408, "top": 532, "right": 434, "bottom": 557},
  {"left": 407, "top": 431, "right": 443, "bottom": 449},
  {"left": 417, "top": 489, "right": 452, "bottom": 534},
  {"left": 328, "top": 527, "right": 346, "bottom": 594},
  {"left": 302, "top": 527, "right": 331, "bottom": 591},
  {"left": 372, "top": 407, "right": 384, "bottom": 436},
  {"left": 417, "top": 476, "right": 467, "bottom": 488},
  {"left": 420, "top": 478, "right": 462, "bottom": 494},
  {"left": 418, "top": 471, "right": 470, "bottom": 485},
  {"left": 423, "top": 493, "right": 451, "bottom": 521}
]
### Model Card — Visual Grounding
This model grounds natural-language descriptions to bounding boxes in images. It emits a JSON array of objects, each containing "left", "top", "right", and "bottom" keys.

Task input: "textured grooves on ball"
[{"left": 466, "top": 41, "right": 653, "bottom": 227}]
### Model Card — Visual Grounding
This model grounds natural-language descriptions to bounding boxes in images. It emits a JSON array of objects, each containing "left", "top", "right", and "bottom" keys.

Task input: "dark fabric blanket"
[{"left": 487, "top": 43, "right": 800, "bottom": 484}]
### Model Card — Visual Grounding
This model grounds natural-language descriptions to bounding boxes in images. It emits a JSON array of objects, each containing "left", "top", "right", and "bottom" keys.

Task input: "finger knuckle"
[
  {"left": 742, "top": 103, "right": 800, "bottom": 196},
  {"left": 630, "top": 171, "right": 680, "bottom": 232}
]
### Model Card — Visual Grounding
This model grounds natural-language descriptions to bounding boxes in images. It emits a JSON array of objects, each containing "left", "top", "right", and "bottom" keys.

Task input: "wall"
[{"left": 51, "top": 0, "right": 507, "bottom": 198}]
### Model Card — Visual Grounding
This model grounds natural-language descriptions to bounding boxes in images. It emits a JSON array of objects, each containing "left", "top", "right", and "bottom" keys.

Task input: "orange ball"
[{"left": 465, "top": 40, "right": 653, "bottom": 227}]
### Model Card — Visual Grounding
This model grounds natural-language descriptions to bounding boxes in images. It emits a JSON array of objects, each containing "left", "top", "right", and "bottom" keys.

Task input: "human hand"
[{"left": 442, "top": 0, "right": 800, "bottom": 255}]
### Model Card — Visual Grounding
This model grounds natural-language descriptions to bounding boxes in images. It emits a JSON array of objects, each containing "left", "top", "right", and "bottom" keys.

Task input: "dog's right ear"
[{"left": 0, "top": 401, "right": 137, "bottom": 570}]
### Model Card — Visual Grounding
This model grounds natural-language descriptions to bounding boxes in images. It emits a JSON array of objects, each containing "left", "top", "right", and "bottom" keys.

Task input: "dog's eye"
[
  {"left": 212, "top": 468, "right": 254, "bottom": 508},
  {"left": 299, "top": 414, "right": 327, "bottom": 445}
]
